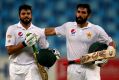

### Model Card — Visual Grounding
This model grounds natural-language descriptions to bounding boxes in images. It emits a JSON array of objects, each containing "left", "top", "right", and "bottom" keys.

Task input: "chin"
[{"left": 76, "top": 21, "right": 83, "bottom": 24}]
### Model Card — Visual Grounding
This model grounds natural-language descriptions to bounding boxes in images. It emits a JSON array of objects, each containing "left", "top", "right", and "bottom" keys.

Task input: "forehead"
[
  {"left": 77, "top": 7, "right": 88, "bottom": 12},
  {"left": 20, "top": 9, "right": 31, "bottom": 13}
]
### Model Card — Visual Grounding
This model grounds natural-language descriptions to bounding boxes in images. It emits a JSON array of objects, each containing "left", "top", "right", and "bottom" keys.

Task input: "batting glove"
[
  {"left": 94, "top": 59, "right": 108, "bottom": 67},
  {"left": 95, "top": 59, "right": 108, "bottom": 64},
  {"left": 107, "top": 46, "right": 116, "bottom": 55},
  {"left": 52, "top": 49, "right": 61, "bottom": 59},
  {"left": 22, "top": 33, "right": 38, "bottom": 47}
]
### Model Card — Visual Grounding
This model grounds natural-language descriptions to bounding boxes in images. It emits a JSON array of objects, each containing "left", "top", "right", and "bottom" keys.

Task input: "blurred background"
[{"left": 0, "top": 0, "right": 119, "bottom": 80}]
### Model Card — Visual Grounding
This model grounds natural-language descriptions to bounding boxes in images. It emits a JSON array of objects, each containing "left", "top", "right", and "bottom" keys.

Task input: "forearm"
[
  {"left": 45, "top": 28, "right": 56, "bottom": 36},
  {"left": 6, "top": 33, "right": 38, "bottom": 55},
  {"left": 6, "top": 42, "right": 25, "bottom": 55}
]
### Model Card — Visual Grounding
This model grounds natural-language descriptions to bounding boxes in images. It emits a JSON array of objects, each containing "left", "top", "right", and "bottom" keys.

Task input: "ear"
[{"left": 88, "top": 14, "right": 91, "bottom": 18}]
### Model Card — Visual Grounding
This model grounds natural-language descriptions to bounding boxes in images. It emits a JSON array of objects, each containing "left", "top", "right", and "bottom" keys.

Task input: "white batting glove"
[
  {"left": 107, "top": 46, "right": 116, "bottom": 54},
  {"left": 95, "top": 59, "right": 108, "bottom": 65},
  {"left": 52, "top": 49, "right": 61, "bottom": 59},
  {"left": 22, "top": 33, "right": 38, "bottom": 47}
]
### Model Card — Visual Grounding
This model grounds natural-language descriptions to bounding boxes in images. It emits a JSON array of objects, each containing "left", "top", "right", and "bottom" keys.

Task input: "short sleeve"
[
  {"left": 55, "top": 23, "right": 66, "bottom": 36},
  {"left": 97, "top": 26, "right": 112, "bottom": 45},
  {"left": 38, "top": 28, "right": 49, "bottom": 49},
  {"left": 5, "top": 26, "right": 15, "bottom": 46}
]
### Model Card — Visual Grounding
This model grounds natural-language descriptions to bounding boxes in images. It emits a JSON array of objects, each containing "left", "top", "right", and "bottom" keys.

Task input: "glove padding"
[
  {"left": 107, "top": 46, "right": 116, "bottom": 55},
  {"left": 37, "top": 48, "right": 60, "bottom": 67},
  {"left": 94, "top": 59, "right": 108, "bottom": 67},
  {"left": 53, "top": 49, "right": 60, "bottom": 59},
  {"left": 88, "top": 42, "right": 108, "bottom": 66},
  {"left": 23, "top": 33, "right": 38, "bottom": 47}
]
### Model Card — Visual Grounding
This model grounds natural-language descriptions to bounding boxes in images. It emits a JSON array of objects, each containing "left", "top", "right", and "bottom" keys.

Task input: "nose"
[
  {"left": 77, "top": 12, "right": 82, "bottom": 17},
  {"left": 77, "top": 14, "right": 82, "bottom": 18},
  {"left": 24, "top": 14, "right": 29, "bottom": 17}
]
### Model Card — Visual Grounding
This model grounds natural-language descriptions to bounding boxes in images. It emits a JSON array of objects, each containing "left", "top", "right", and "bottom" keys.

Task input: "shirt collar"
[
  {"left": 74, "top": 21, "right": 92, "bottom": 29},
  {"left": 17, "top": 22, "right": 35, "bottom": 29}
]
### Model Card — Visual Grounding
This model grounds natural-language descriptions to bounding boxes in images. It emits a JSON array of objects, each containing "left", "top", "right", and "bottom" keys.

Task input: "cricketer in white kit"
[
  {"left": 55, "top": 21, "right": 113, "bottom": 80},
  {"left": 45, "top": 4, "right": 116, "bottom": 80},
  {"left": 5, "top": 4, "right": 49, "bottom": 80}
]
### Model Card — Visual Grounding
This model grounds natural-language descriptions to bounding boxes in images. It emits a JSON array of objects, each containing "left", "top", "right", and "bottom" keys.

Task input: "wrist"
[{"left": 22, "top": 41, "right": 27, "bottom": 47}]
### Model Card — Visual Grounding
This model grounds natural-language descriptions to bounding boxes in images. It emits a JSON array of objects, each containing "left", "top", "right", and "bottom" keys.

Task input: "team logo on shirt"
[
  {"left": 18, "top": 32, "right": 23, "bottom": 36},
  {"left": 71, "top": 29, "right": 76, "bottom": 35},
  {"left": 86, "top": 31, "right": 92, "bottom": 39}
]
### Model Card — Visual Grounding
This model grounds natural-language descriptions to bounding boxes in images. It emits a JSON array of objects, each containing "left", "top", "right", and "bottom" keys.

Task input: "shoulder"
[
  {"left": 7, "top": 23, "right": 18, "bottom": 31},
  {"left": 32, "top": 25, "right": 45, "bottom": 34},
  {"left": 64, "top": 22, "right": 76, "bottom": 25},
  {"left": 32, "top": 25, "right": 44, "bottom": 31},
  {"left": 60, "top": 22, "right": 76, "bottom": 28},
  {"left": 89, "top": 22, "right": 104, "bottom": 31}
]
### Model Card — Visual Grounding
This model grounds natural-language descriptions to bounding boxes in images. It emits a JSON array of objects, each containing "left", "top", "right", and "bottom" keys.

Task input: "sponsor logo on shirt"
[
  {"left": 18, "top": 32, "right": 23, "bottom": 36},
  {"left": 71, "top": 29, "right": 76, "bottom": 35}
]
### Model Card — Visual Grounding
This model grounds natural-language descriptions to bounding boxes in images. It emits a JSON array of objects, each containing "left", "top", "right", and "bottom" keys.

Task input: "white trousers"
[
  {"left": 67, "top": 64, "right": 100, "bottom": 80},
  {"left": 9, "top": 62, "right": 43, "bottom": 80}
]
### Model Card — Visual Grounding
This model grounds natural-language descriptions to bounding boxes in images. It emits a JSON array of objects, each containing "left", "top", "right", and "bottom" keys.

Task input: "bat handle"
[
  {"left": 32, "top": 45, "right": 38, "bottom": 52},
  {"left": 32, "top": 45, "right": 39, "bottom": 63},
  {"left": 27, "top": 33, "right": 48, "bottom": 80}
]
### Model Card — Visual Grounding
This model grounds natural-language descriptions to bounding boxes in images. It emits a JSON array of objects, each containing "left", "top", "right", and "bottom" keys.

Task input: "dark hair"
[
  {"left": 19, "top": 4, "right": 32, "bottom": 15},
  {"left": 76, "top": 4, "right": 91, "bottom": 14}
]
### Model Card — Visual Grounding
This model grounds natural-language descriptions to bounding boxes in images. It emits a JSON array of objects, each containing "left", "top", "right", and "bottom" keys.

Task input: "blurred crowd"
[{"left": 0, "top": 0, "right": 119, "bottom": 56}]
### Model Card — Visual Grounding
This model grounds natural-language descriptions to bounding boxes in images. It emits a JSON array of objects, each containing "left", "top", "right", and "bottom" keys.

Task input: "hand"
[
  {"left": 95, "top": 59, "right": 108, "bottom": 67},
  {"left": 95, "top": 59, "right": 108, "bottom": 64},
  {"left": 22, "top": 33, "right": 38, "bottom": 47},
  {"left": 107, "top": 46, "right": 116, "bottom": 54},
  {"left": 52, "top": 49, "right": 61, "bottom": 59}
]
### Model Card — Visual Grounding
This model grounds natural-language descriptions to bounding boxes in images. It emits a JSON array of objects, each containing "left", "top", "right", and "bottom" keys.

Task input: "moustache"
[
  {"left": 76, "top": 16, "right": 87, "bottom": 24},
  {"left": 23, "top": 17, "right": 30, "bottom": 20},
  {"left": 77, "top": 17, "right": 83, "bottom": 20}
]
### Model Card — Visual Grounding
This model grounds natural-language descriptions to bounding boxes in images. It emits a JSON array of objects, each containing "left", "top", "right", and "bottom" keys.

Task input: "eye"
[
  {"left": 82, "top": 11, "right": 87, "bottom": 14},
  {"left": 77, "top": 11, "right": 80, "bottom": 13},
  {"left": 21, "top": 13, "right": 25, "bottom": 15},
  {"left": 27, "top": 12, "right": 31, "bottom": 15}
]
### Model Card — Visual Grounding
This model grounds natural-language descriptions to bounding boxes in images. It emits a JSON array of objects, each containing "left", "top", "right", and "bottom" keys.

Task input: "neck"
[
  {"left": 77, "top": 22, "right": 88, "bottom": 28},
  {"left": 20, "top": 22, "right": 31, "bottom": 29}
]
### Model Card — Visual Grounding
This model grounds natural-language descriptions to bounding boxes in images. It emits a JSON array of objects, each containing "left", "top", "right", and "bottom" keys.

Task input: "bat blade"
[{"left": 80, "top": 49, "right": 116, "bottom": 64}]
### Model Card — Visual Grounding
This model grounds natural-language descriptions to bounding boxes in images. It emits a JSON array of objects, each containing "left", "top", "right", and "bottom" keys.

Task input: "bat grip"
[
  {"left": 32, "top": 45, "right": 39, "bottom": 62},
  {"left": 32, "top": 45, "right": 38, "bottom": 52}
]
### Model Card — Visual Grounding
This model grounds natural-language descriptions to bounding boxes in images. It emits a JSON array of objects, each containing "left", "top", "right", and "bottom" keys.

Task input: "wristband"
[{"left": 22, "top": 41, "right": 27, "bottom": 47}]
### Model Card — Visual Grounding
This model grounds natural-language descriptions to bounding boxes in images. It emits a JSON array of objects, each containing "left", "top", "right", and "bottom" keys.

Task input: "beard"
[
  {"left": 20, "top": 17, "right": 32, "bottom": 25},
  {"left": 76, "top": 16, "right": 87, "bottom": 24}
]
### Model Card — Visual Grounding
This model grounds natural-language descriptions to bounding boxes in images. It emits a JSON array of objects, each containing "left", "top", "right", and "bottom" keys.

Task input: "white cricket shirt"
[
  {"left": 5, "top": 22, "right": 49, "bottom": 64},
  {"left": 55, "top": 22, "right": 112, "bottom": 60}
]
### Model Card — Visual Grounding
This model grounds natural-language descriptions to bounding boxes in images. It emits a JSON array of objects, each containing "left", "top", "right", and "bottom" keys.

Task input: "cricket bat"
[
  {"left": 32, "top": 45, "right": 48, "bottom": 80},
  {"left": 73, "top": 49, "right": 116, "bottom": 64},
  {"left": 26, "top": 33, "right": 48, "bottom": 80}
]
